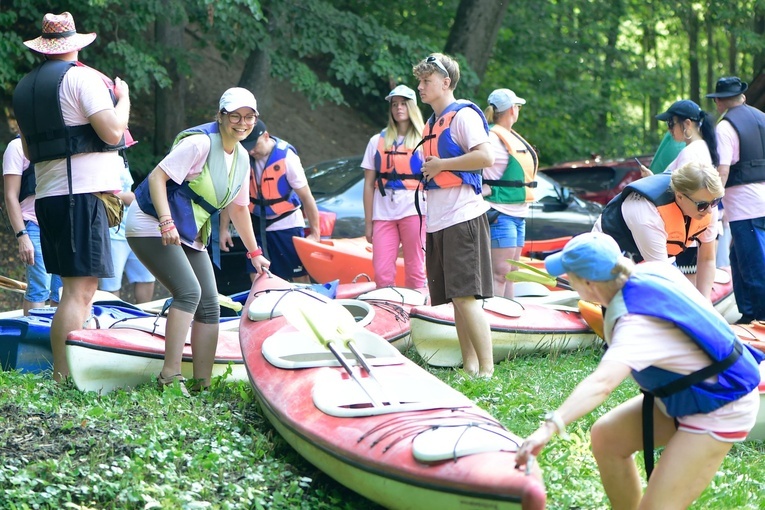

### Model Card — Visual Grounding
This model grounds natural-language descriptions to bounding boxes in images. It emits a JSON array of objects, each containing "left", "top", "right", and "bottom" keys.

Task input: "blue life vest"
[
  {"left": 419, "top": 101, "right": 487, "bottom": 195},
  {"left": 604, "top": 263, "right": 763, "bottom": 417},
  {"left": 135, "top": 122, "right": 250, "bottom": 245}
]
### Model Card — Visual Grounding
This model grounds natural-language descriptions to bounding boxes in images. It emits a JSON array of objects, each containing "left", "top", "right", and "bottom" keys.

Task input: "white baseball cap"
[
  {"left": 219, "top": 87, "right": 259, "bottom": 114},
  {"left": 385, "top": 84, "right": 417, "bottom": 102},
  {"left": 487, "top": 88, "right": 526, "bottom": 112}
]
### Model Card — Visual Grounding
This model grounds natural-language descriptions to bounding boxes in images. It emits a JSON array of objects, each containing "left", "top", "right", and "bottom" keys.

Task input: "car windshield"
[{"left": 305, "top": 157, "right": 362, "bottom": 195}]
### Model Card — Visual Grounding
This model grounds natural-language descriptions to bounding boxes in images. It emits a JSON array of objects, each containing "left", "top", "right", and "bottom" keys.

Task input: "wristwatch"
[
  {"left": 15, "top": 229, "right": 28, "bottom": 239},
  {"left": 543, "top": 411, "right": 570, "bottom": 439}
]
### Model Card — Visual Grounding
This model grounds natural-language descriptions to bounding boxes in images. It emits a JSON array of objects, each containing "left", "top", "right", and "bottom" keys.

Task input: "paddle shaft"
[
  {"left": 326, "top": 341, "right": 385, "bottom": 407},
  {"left": 346, "top": 340, "right": 400, "bottom": 406}
]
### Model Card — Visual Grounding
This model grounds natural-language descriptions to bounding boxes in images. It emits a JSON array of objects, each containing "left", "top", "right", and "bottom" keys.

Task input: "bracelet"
[
  {"left": 160, "top": 225, "right": 176, "bottom": 234},
  {"left": 157, "top": 220, "right": 175, "bottom": 229},
  {"left": 543, "top": 411, "right": 570, "bottom": 439},
  {"left": 15, "top": 229, "right": 28, "bottom": 239},
  {"left": 159, "top": 214, "right": 173, "bottom": 220},
  {"left": 246, "top": 248, "right": 263, "bottom": 259}
]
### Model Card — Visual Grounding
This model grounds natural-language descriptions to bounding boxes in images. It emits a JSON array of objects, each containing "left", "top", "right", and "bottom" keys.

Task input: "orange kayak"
[{"left": 294, "top": 236, "right": 551, "bottom": 286}]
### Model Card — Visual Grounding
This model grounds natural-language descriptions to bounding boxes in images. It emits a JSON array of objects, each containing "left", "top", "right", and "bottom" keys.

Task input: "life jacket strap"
[{"left": 483, "top": 178, "right": 538, "bottom": 188}]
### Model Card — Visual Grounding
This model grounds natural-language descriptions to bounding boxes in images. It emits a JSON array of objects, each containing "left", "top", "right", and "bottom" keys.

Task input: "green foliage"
[{"left": 1, "top": 347, "right": 764, "bottom": 508}]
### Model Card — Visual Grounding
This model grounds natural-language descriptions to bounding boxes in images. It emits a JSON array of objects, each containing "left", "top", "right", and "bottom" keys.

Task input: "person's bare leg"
[
  {"left": 591, "top": 395, "right": 679, "bottom": 510},
  {"left": 292, "top": 275, "right": 311, "bottom": 284},
  {"left": 492, "top": 246, "right": 523, "bottom": 298},
  {"left": 641, "top": 431, "right": 732, "bottom": 509},
  {"left": 133, "top": 282, "right": 155, "bottom": 304},
  {"left": 23, "top": 299, "right": 45, "bottom": 316},
  {"left": 452, "top": 295, "right": 493, "bottom": 377},
  {"left": 50, "top": 276, "right": 98, "bottom": 381},
  {"left": 454, "top": 304, "right": 478, "bottom": 375},
  {"left": 189, "top": 321, "right": 220, "bottom": 388}
]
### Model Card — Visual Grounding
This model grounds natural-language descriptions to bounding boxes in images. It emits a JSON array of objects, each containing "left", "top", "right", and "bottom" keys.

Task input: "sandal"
[{"left": 157, "top": 372, "right": 190, "bottom": 396}]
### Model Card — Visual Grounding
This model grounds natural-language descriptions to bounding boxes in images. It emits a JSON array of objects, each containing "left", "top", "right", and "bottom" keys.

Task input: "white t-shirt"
[
  {"left": 361, "top": 132, "right": 424, "bottom": 221},
  {"left": 483, "top": 130, "right": 530, "bottom": 218},
  {"left": 664, "top": 139, "right": 713, "bottom": 173},
  {"left": 2, "top": 137, "right": 37, "bottom": 223},
  {"left": 426, "top": 104, "right": 491, "bottom": 233},
  {"left": 252, "top": 145, "right": 307, "bottom": 231},
  {"left": 716, "top": 119, "right": 765, "bottom": 222},
  {"left": 126, "top": 134, "right": 250, "bottom": 250},
  {"left": 32, "top": 65, "right": 123, "bottom": 198}
]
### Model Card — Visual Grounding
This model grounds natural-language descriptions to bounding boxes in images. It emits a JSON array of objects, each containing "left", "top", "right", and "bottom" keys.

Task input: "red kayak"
[
  {"left": 247, "top": 272, "right": 427, "bottom": 351},
  {"left": 410, "top": 297, "right": 599, "bottom": 367},
  {"left": 66, "top": 318, "right": 246, "bottom": 394},
  {"left": 239, "top": 272, "right": 547, "bottom": 509}
]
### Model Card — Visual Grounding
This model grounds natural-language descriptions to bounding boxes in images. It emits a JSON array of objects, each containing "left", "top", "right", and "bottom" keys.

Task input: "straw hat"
[{"left": 23, "top": 12, "right": 96, "bottom": 55}]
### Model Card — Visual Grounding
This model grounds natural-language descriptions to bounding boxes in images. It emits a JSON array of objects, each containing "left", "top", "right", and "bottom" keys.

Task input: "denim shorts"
[
  {"left": 490, "top": 212, "right": 526, "bottom": 249},
  {"left": 24, "top": 221, "right": 62, "bottom": 303}
]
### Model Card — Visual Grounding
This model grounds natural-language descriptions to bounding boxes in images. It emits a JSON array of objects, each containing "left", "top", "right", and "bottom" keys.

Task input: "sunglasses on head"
[
  {"left": 426, "top": 55, "right": 449, "bottom": 77},
  {"left": 681, "top": 193, "right": 722, "bottom": 212}
]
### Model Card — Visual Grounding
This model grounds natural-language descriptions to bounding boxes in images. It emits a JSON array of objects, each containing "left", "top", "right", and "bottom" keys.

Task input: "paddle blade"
[
  {"left": 282, "top": 300, "right": 359, "bottom": 347},
  {"left": 505, "top": 269, "right": 557, "bottom": 287}
]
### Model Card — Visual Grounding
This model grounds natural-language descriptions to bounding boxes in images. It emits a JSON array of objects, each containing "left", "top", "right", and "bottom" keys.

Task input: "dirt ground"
[{"left": 0, "top": 50, "right": 378, "bottom": 312}]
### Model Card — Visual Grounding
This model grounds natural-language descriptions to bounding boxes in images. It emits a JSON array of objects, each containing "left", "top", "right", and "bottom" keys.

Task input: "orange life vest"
[
  {"left": 248, "top": 137, "right": 301, "bottom": 220},
  {"left": 374, "top": 131, "right": 424, "bottom": 196}
]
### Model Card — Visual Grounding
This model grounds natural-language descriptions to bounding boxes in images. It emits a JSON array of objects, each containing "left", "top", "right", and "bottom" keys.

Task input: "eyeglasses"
[
  {"left": 667, "top": 119, "right": 676, "bottom": 130},
  {"left": 681, "top": 192, "right": 722, "bottom": 212},
  {"left": 426, "top": 55, "right": 449, "bottom": 77},
  {"left": 224, "top": 111, "right": 258, "bottom": 125}
]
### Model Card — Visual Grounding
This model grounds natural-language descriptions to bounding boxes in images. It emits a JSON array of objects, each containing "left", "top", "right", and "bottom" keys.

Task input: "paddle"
[
  {"left": 505, "top": 260, "right": 573, "bottom": 290},
  {"left": 282, "top": 300, "right": 394, "bottom": 407},
  {"left": 0, "top": 275, "right": 27, "bottom": 294}
]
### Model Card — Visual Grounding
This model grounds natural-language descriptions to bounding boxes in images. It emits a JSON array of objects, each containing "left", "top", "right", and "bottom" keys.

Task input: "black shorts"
[
  {"left": 35, "top": 194, "right": 114, "bottom": 278},
  {"left": 247, "top": 225, "right": 308, "bottom": 281}
]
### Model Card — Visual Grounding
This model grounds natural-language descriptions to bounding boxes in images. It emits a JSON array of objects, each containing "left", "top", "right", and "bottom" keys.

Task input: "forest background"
[
  {"left": 0, "top": 0, "right": 764, "bottom": 310},
  {"left": 1, "top": 0, "right": 764, "bottom": 169}
]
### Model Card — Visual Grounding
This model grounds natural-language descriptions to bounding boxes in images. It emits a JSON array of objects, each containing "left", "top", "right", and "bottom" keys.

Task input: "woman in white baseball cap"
[{"left": 360, "top": 84, "right": 428, "bottom": 290}]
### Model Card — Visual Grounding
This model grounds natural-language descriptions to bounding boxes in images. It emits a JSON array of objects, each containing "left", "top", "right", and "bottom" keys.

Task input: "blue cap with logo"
[{"left": 545, "top": 232, "right": 622, "bottom": 281}]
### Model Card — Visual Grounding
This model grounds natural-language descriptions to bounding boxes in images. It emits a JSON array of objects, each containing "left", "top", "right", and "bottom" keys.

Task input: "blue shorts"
[
  {"left": 24, "top": 221, "right": 63, "bottom": 303},
  {"left": 99, "top": 239, "right": 156, "bottom": 292},
  {"left": 35, "top": 194, "right": 113, "bottom": 278},
  {"left": 490, "top": 213, "right": 526, "bottom": 249},
  {"left": 247, "top": 226, "right": 308, "bottom": 281}
]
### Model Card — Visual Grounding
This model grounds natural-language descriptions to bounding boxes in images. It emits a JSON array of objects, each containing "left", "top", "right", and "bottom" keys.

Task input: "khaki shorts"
[{"left": 426, "top": 215, "right": 493, "bottom": 305}]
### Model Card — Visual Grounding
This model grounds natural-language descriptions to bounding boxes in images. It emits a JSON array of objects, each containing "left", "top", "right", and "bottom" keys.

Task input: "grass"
[{"left": 1, "top": 346, "right": 764, "bottom": 509}]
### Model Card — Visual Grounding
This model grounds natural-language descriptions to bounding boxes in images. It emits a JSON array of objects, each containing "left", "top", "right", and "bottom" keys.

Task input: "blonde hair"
[
  {"left": 483, "top": 105, "right": 511, "bottom": 124},
  {"left": 383, "top": 98, "right": 425, "bottom": 150},
  {"left": 412, "top": 53, "right": 460, "bottom": 90},
  {"left": 670, "top": 161, "right": 724, "bottom": 197}
]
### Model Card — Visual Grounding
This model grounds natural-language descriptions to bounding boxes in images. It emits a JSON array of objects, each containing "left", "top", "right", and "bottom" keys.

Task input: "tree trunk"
[
  {"left": 239, "top": 50, "right": 272, "bottom": 114},
  {"left": 687, "top": 6, "right": 700, "bottom": 104},
  {"left": 154, "top": 16, "right": 187, "bottom": 155},
  {"left": 444, "top": 0, "right": 508, "bottom": 81},
  {"left": 754, "top": 6, "right": 765, "bottom": 76}
]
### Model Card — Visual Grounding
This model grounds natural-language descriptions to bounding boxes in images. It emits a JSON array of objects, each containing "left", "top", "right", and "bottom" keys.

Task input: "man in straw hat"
[
  {"left": 707, "top": 76, "right": 765, "bottom": 325},
  {"left": 12, "top": 12, "right": 132, "bottom": 382}
]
